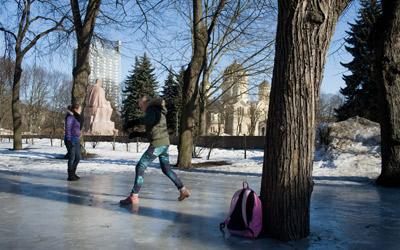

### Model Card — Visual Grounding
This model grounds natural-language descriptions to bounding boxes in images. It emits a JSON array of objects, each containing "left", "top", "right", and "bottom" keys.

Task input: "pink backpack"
[{"left": 220, "top": 181, "right": 263, "bottom": 238}]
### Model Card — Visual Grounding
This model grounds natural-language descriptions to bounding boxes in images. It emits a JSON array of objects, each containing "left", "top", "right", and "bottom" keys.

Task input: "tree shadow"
[
  {"left": 313, "top": 176, "right": 374, "bottom": 184},
  {"left": 0, "top": 169, "right": 66, "bottom": 181},
  {"left": 174, "top": 167, "right": 262, "bottom": 177},
  {"left": 0, "top": 148, "right": 65, "bottom": 160}
]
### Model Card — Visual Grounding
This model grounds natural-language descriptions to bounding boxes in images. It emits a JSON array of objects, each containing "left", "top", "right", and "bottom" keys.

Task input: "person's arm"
[
  {"left": 141, "top": 107, "right": 157, "bottom": 126},
  {"left": 65, "top": 116, "right": 73, "bottom": 141},
  {"left": 128, "top": 131, "right": 147, "bottom": 139},
  {"left": 126, "top": 107, "right": 157, "bottom": 127}
]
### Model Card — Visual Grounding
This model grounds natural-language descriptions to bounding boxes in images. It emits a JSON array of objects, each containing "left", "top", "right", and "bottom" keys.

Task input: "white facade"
[
  {"left": 73, "top": 38, "right": 121, "bottom": 108},
  {"left": 207, "top": 63, "right": 271, "bottom": 136}
]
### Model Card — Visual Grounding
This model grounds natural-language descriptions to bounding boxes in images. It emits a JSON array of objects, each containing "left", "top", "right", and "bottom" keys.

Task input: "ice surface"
[
  {"left": 0, "top": 169, "right": 399, "bottom": 249},
  {"left": 0, "top": 139, "right": 398, "bottom": 249}
]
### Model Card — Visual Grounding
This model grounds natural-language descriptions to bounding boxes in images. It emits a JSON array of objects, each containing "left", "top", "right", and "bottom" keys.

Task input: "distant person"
[
  {"left": 120, "top": 96, "right": 191, "bottom": 205},
  {"left": 64, "top": 103, "right": 82, "bottom": 181}
]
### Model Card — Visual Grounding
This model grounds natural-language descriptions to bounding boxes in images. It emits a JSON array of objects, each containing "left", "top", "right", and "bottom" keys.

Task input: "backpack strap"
[
  {"left": 247, "top": 227, "right": 256, "bottom": 239},
  {"left": 241, "top": 189, "right": 251, "bottom": 227},
  {"left": 243, "top": 181, "right": 249, "bottom": 189}
]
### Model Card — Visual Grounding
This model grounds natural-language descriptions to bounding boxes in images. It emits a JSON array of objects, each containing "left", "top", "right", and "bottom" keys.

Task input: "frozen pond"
[{"left": 0, "top": 169, "right": 399, "bottom": 249}]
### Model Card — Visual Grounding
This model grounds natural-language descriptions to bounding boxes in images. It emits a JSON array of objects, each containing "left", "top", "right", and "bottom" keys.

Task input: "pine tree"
[
  {"left": 336, "top": 0, "right": 382, "bottom": 122},
  {"left": 121, "top": 54, "right": 158, "bottom": 126},
  {"left": 162, "top": 68, "right": 182, "bottom": 135},
  {"left": 137, "top": 53, "right": 158, "bottom": 97}
]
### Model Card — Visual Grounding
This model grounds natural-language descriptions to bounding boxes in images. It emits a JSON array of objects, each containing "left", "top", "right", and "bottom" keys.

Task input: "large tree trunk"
[
  {"left": 70, "top": 0, "right": 101, "bottom": 157},
  {"left": 71, "top": 50, "right": 91, "bottom": 106},
  {"left": 70, "top": 0, "right": 101, "bottom": 107},
  {"left": 177, "top": 0, "right": 208, "bottom": 168},
  {"left": 260, "top": 0, "right": 350, "bottom": 241},
  {"left": 177, "top": 0, "right": 225, "bottom": 167},
  {"left": 376, "top": 0, "right": 400, "bottom": 187},
  {"left": 6, "top": 0, "right": 66, "bottom": 150},
  {"left": 12, "top": 56, "right": 23, "bottom": 150}
]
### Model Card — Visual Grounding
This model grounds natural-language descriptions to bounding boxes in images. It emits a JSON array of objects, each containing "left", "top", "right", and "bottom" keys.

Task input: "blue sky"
[
  {"left": 321, "top": 2, "right": 360, "bottom": 94},
  {"left": 1, "top": 1, "right": 361, "bottom": 95},
  {"left": 119, "top": 2, "right": 361, "bottom": 95}
]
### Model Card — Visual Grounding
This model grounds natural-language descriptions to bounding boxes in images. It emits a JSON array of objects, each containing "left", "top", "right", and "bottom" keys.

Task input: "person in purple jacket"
[{"left": 64, "top": 103, "right": 82, "bottom": 181}]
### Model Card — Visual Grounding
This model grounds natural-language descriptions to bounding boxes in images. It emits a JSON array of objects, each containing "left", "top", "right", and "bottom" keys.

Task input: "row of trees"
[
  {"left": 0, "top": 0, "right": 143, "bottom": 149},
  {"left": 0, "top": 58, "right": 71, "bottom": 135}
]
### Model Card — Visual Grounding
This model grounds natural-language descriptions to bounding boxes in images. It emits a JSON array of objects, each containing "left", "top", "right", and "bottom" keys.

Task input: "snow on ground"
[{"left": 0, "top": 138, "right": 381, "bottom": 181}]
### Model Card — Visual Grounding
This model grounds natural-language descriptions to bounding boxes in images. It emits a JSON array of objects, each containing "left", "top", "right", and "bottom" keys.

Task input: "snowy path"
[{"left": 0, "top": 139, "right": 381, "bottom": 183}]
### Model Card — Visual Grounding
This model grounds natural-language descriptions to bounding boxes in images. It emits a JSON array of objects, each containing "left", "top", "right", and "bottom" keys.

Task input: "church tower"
[
  {"left": 221, "top": 62, "right": 248, "bottom": 104},
  {"left": 258, "top": 80, "right": 270, "bottom": 102}
]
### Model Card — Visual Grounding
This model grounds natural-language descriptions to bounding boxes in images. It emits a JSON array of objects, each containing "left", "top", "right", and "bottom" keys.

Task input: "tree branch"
[
  {"left": 0, "top": 27, "right": 17, "bottom": 41},
  {"left": 21, "top": 15, "right": 67, "bottom": 56},
  {"left": 70, "top": 0, "right": 83, "bottom": 37}
]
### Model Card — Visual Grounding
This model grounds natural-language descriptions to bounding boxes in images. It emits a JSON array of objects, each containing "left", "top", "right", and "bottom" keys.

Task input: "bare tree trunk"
[
  {"left": 177, "top": 0, "right": 226, "bottom": 168},
  {"left": 1, "top": 1, "right": 67, "bottom": 150},
  {"left": 260, "top": 0, "right": 351, "bottom": 241},
  {"left": 376, "top": 0, "right": 400, "bottom": 187},
  {"left": 12, "top": 56, "right": 23, "bottom": 150},
  {"left": 70, "top": 0, "right": 101, "bottom": 157},
  {"left": 72, "top": 55, "right": 90, "bottom": 106},
  {"left": 70, "top": 0, "right": 101, "bottom": 107},
  {"left": 199, "top": 67, "right": 210, "bottom": 136},
  {"left": 177, "top": 44, "right": 204, "bottom": 167}
]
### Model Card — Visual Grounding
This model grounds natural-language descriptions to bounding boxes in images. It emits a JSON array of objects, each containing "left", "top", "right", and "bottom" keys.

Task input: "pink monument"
[{"left": 83, "top": 79, "right": 118, "bottom": 135}]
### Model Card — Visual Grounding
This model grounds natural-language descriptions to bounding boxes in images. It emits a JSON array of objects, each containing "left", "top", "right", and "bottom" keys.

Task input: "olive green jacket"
[{"left": 128, "top": 98, "right": 170, "bottom": 147}]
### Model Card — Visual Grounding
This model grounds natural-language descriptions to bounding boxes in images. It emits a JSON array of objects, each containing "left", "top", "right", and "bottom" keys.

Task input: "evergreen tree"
[
  {"left": 335, "top": 0, "right": 382, "bottom": 122},
  {"left": 137, "top": 53, "right": 158, "bottom": 97},
  {"left": 121, "top": 54, "right": 158, "bottom": 127},
  {"left": 162, "top": 68, "right": 182, "bottom": 135}
]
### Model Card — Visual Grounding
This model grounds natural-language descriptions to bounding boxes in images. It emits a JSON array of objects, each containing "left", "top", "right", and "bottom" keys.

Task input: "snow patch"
[{"left": 0, "top": 132, "right": 381, "bottom": 183}]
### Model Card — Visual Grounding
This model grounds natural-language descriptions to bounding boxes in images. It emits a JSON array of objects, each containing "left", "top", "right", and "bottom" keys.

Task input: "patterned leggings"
[{"left": 132, "top": 146, "right": 183, "bottom": 194}]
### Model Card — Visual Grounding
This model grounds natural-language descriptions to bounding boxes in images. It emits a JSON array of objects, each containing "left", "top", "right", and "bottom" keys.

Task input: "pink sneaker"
[
  {"left": 120, "top": 194, "right": 139, "bottom": 205},
  {"left": 178, "top": 187, "right": 191, "bottom": 201}
]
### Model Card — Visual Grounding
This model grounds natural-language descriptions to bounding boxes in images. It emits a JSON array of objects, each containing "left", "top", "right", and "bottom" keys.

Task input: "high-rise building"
[{"left": 73, "top": 38, "right": 121, "bottom": 108}]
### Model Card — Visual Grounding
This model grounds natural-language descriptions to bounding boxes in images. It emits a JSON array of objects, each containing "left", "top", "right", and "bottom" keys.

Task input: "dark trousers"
[
  {"left": 64, "top": 138, "right": 71, "bottom": 159},
  {"left": 67, "top": 141, "right": 81, "bottom": 175}
]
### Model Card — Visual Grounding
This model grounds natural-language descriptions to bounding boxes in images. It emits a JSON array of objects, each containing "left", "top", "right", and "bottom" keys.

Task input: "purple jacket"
[{"left": 65, "top": 111, "right": 81, "bottom": 141}]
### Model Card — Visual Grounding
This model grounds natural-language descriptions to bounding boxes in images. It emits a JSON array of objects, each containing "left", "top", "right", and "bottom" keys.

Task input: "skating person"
[
  {"left": 120, "top": 96, "right": 191, "bottom": 205},
  {"left": 64, "top": 103, "right": 82, "bottom": 181}
]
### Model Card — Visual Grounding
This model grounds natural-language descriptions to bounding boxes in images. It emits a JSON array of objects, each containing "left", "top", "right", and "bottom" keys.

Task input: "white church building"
[{"left": 207, "top": 62, "right": 271, "bottom": 136}]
